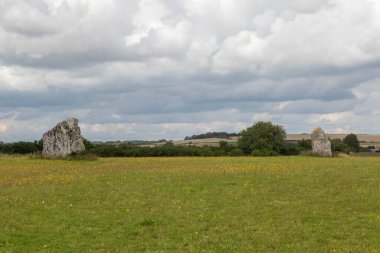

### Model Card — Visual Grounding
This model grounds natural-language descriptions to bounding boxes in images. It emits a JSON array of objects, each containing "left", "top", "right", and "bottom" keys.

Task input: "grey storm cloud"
[{"left": 0, "top": 0, "right": 380, "bottom": 141}]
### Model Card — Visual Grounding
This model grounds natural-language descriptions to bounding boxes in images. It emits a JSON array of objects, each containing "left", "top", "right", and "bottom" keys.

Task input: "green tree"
[
  {"left": 281, "top": 142, "right": 301, "bottom": 156},
  {"left": 34, "top": 139, "right": 43, "bottom": 152},
  {"left": 297, "top": 139, "right": 312, "bottom": 151},
  {"left": 219, "top": 140, "right": 234, "bottom": 153},
  {"left": 343, "top": 133, "right": 360, "bottom": 152},
  {"left": 331, "top": 139, "right": 350, "bottom": 154},
  {"left": 83, "top": 138, "right": 94, "bottom": 150},
  {"left": 238, "top": 121, "right": 286, "bottom": 156}
]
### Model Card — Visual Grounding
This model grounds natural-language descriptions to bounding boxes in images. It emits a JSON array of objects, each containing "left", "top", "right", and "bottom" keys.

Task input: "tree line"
[
  {"left": 184, "top": 132, "right": 239, "bottom": 140},
  {"left": 0, "top": 140, "right": 43, "bottom": 155},
  {"left": 0, "top": 122, "right": 363, "bottom": 157}
]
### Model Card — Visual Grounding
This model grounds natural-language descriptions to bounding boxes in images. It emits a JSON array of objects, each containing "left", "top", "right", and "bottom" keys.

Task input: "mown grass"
[{"left": 0, "top": 156, "right": 379, "bottom": 252}]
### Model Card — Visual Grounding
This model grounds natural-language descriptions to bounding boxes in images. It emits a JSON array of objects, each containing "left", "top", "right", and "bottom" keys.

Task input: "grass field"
[{"left": 1, "top": 156, "right": 380, "bottom": 252}]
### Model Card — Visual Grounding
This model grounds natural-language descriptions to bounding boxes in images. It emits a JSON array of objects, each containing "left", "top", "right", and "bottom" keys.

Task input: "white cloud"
[
  {"left": 316, "top": 112, "right": 352, "bottom": 123},
  {"left": 81, "top": 121, "right": 250, "bottom": 140},
  {"left": 0, "top": 123, "right": 8, "bottom": 133},
  {"left": 251, "top": 113, "right": 274, "bottom": 122},
  {"left": 333, "top": 127, "right": 350, "bottom": 134},
  {"left": 275, "top": 102, "right": 290, "bottom": 111},
  {"left": 0, "top": 0, "right": 380, "bottom": 141},
  {"left": 0, "top": 1, "right": 60, "bottom": 37},
  {"left": 125, "top": 0, "right": 168, "bottom": 45},
  {"left": 212, "top": 31, "right": 267, "bottom": 74},
  {"left": 211, "top": 0, "right": 380, "bottom": 76},
  {"left": 0, "top": 66, "right": 46, "bottom": 91}
]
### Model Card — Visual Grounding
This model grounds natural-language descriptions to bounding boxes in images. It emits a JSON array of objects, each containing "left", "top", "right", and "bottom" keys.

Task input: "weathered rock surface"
[
  {"left": 42, "top": 118, "right": 85, "bottom": 157},
  {"left": 311, "top": 127, "right": 332, "bottom": 157}
]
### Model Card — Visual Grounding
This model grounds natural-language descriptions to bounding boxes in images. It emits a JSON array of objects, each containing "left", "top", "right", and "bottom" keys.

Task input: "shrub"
[
  {"left": 0, "top": 141, "right": 42, "bottom": 154},
  {"left": 343, "top": 134, "right": 360, "bottom": 152},
  {"left": 238, "top": 121, "right": 286, "bottom": 156},
  {"left": 228, "top": 148, "right": 245, "bottom": 156},
  {"left": 281, "top": 142, "right": 301, "bottom": 156},
  {"left": 297, "top": 139, "right": 312, "bottom": 151},
  {"left": 331, "top": 139, "right": 350, "bottom": 154},
  {"left": 251, "top": 149, "right": 278, "bottom": 157}
]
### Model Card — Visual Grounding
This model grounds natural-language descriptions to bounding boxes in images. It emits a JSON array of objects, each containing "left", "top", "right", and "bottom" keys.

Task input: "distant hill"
[
  {"left": 91, "top": 140, "right": 167, "bottom": 146},
  {"left": 173, "top": 133, "right": 380, "bottom": 148},
  {"left": 184, "top": 132, "right": 240, "bottom": 140},
  {"left": 286, "top": 134, "right": 380, "bottom": 143}
]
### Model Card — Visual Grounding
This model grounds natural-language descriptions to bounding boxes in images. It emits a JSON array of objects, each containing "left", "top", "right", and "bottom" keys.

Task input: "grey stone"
[
  {"left": 311, "top": 127, "right": 332, "bottom": 157},
  {"left": 42, "top": 118, "right": 85, "bottom": 157}
]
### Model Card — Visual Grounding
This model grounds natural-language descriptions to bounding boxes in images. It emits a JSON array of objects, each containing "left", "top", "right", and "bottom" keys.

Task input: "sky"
[{"left": 0, "top": 0, "right": 380, "bottom": 141}]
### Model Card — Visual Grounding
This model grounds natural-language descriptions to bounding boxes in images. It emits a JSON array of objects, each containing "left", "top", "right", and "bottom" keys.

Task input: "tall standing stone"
[
  {"left": 311, "top": 127, "right": 332, "bottom": 157},
  {"left": 42, "top": 118, "right": 85, "bottom": 158}
]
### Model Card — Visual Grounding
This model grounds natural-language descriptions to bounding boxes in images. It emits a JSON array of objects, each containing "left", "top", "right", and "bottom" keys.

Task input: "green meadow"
[{"left": 1, "top": 156, "right": 379, "bottom": 252}]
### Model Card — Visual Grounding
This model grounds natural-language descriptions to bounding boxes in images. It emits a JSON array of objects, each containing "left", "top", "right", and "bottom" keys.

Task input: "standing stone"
[
  {"left": 42, "top": 118, "right": 85, "bottom": 157},
  {"left": 311, "top": 127, "right": 332, "bottom": 157}
]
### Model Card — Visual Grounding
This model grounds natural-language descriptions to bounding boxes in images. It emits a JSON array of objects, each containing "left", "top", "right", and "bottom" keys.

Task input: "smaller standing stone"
[
  {"left": 311, "top": 127, "right": 332, "bottom": 157},
  {"left": 42, "top": 118, "right": 86, "bottom": 158}
]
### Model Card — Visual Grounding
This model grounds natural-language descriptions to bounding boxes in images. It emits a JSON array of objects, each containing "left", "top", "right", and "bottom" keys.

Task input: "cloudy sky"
[{"left": 0, "top": 0, "right": 380, "bottom": 141}]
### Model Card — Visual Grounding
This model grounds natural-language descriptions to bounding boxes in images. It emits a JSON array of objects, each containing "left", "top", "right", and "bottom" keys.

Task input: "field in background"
[
  {"left": 162, "top": 134, "right": 380, "bottom": 148},
  {"left": 1, "top": 156, "right": 380, "bottom": 252},
  {"left": 171, "top": 137, "right": 239, "bottom": 147},
  {"left": 287, "top": 134, "right": 380, "bottom": 148}
]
